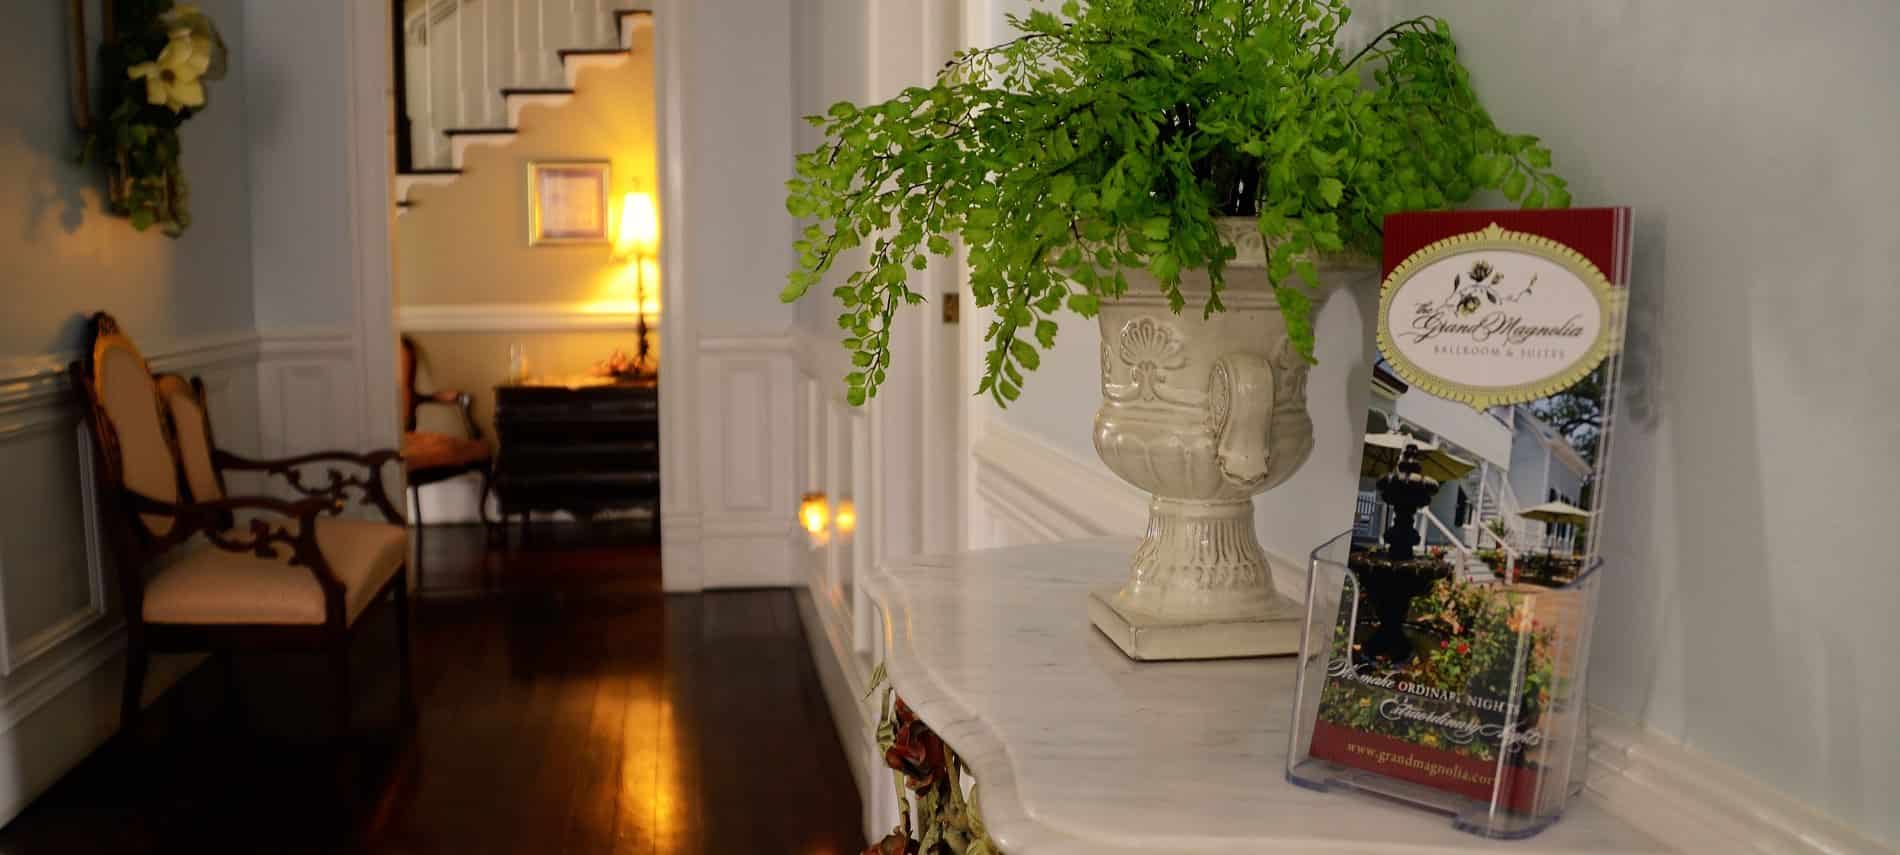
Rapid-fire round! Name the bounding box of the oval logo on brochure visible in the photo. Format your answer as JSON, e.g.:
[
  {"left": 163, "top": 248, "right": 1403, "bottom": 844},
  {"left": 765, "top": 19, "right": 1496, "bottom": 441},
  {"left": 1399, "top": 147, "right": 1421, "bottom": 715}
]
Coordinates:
[{"left": 1377, "top": 223, "right": 1619, "bottom": 411}]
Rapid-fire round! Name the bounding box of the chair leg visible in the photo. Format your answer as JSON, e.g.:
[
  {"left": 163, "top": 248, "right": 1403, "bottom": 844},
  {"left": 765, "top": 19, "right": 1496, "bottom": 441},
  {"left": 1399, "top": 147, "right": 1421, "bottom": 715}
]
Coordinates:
[
  {"left": 411, "top": 483, "right": 426, "bottom": 590},
  {"left": 331, "top": 641, "right": 352, "bottom": 745},
  {"left": 120, "top": 637, "right": 148, "bottom": 742},
  {"left": 393, "top": 576, "right": 417, "bottom": 726},
  {"left": 330, "top": 636, "right": 355, "bottom": 833},
  {"left": 477, "top": 465, "right": 496, "bottom": 530},
  {"left": 216, "top": 650, "right": 243, "bottom": 728}
]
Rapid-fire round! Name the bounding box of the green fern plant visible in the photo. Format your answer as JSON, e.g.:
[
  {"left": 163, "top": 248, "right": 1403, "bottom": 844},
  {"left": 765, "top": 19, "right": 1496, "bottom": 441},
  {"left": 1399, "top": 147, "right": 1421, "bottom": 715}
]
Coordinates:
[{"left": 783, "top": 0, "right": 1565, "bottom": 406}]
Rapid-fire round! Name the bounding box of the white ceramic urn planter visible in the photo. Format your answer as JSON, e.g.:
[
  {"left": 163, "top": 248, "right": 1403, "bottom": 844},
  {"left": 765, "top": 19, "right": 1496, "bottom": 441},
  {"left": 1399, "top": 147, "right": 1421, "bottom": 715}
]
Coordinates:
[{"left": 1088, "top": 218, "right": 1377, "bottom": 661}]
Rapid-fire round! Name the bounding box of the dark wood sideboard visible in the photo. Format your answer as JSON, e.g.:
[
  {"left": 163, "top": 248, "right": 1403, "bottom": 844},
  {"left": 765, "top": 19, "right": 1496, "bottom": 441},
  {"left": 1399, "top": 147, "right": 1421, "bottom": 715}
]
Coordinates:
[{"left": 493, "top": 380, "right": 659, "bottom": 536}]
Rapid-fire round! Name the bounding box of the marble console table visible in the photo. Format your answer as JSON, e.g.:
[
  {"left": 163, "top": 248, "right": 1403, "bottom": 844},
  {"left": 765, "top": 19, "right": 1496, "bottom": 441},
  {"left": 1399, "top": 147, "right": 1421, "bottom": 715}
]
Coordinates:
[{"left": 865, "top": 538, "right": 1674, "bottom": 854}]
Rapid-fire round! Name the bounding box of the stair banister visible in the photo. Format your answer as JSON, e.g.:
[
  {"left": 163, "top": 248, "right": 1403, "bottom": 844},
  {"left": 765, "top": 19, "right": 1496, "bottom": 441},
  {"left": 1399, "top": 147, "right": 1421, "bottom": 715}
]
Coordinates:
[
  {"left": 423, "top": 3, "right": 436, "bottom": 164},
  {"left": 392, "top": 1, "right": 413, "bottom": 172}
]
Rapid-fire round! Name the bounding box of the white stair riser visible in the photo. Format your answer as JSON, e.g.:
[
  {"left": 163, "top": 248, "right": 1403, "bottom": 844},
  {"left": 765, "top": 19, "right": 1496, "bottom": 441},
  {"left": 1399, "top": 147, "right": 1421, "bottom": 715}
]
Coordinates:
[
  {"left": 395, "top": 172, "right": 458, "bottom": 203},
  {"left": 563, "top": 52, "right": 632, "bottom": 88},
  {"left": 618, "top": 13, "right": 650, "bottom": 50},
  {"left": 449, "top": 133, "right": 517, "bottom": 170},
  {"left": 506, "top": 93, "right": 575, "bottom": 127}
]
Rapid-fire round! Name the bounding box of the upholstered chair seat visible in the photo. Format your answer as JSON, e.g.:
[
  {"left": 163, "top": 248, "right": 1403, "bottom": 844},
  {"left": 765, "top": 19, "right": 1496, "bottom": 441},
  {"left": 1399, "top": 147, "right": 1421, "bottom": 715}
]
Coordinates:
[
  {"left": 400, "top": 431, "right": 490, "bottom": 473},
  {"left": 144, "top": 518, "right": 407, "bottom": 626}
]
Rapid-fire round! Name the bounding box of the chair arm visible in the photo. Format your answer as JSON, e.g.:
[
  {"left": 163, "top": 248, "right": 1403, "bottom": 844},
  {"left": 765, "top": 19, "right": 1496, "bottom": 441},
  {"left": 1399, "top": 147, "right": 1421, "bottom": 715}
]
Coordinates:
[
  {"left": 214, "top": 449, "right": 405, "bottom": 524},
  {"left": 121, "top": 491, "right": 347, "bottom": 598},
  {"left": 416, "top": 390, "right": 482, "bottom": 440}
]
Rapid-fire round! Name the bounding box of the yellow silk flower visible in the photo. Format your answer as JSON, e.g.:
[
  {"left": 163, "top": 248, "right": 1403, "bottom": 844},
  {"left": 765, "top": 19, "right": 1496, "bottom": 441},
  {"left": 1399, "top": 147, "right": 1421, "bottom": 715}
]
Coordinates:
[{"left": 127, "top": 30, "right": 212, "bottom": 112}]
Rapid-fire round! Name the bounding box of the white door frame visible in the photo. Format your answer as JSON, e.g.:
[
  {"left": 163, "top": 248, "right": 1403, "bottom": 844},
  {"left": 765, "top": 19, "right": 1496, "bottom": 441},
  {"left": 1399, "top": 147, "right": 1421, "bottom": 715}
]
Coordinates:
[
  {"left": 650, "top": 2, "right": 701, "bottom": 591},
  {"left": 342, "top": 1, "right": 700, "bottom": 591},
  {"left": 343, "top": 0, "right": 400, "bottom": 456}
]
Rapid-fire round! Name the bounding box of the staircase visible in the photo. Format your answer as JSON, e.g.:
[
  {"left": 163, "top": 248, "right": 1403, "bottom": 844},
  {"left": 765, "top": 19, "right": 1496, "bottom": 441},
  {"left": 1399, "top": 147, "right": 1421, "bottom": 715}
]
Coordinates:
[{"left": 393, "top": 0, "right": 652, "bottom": 206}]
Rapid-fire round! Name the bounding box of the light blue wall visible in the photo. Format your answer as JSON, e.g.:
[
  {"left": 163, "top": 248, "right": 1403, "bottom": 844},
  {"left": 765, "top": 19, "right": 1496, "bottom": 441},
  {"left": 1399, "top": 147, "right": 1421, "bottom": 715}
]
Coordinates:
[
  {"left": 0, "top": 0, "right": 255, "bottom": 357},
  {"left": 1344, "top": 4, "right": 1900, "bottom": 839},
  {"left": 681, "top": 0, "right": 799, "bottom": 339}
]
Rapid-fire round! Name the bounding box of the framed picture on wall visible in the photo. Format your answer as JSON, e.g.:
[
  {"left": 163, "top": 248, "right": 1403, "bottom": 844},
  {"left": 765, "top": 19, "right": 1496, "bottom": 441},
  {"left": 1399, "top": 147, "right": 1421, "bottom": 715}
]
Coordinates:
[{"left": 527, "top": 160, "right": 612, "bottom": 245}]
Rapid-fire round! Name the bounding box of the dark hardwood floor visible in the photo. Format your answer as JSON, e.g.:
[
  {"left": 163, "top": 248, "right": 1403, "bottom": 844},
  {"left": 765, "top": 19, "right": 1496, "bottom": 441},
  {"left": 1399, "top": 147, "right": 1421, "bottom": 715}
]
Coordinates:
[{"left": 0, "top": 522, "right": 863, "bottom": 854}]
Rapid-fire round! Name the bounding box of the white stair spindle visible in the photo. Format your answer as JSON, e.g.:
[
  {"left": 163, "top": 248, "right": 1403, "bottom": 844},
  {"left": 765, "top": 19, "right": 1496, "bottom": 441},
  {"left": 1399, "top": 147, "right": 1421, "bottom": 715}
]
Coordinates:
[
  {"left": 538, "top": 0, "right": 549, "bottom": 86},
  {"left": 455, "top": 0, "right": 467, "bottom": 129},
  {"left": 424, "top": 3, "right": 437, "bottom": 165},
  {"left": 482, "top": 0, "right": 493, "bottom": 125}
]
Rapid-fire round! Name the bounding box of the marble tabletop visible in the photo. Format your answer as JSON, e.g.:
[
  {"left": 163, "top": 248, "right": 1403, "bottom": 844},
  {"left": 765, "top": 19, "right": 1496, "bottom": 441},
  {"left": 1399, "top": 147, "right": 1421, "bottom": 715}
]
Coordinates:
[{"left": 865, "top": 538, "right": 1675, "bottom": 855}]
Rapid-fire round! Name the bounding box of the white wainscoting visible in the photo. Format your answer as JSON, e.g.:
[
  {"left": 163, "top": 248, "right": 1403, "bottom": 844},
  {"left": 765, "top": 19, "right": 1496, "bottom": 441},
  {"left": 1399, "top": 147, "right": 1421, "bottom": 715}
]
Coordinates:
[
  {"left": 691, "top": 336, "right": 801, "bottom": 590},
  {"left": 0, "top": 326, "right": 352, "bottom": 827},
  {"left": 789, "top": 337, "right": 885, "bottom": 842},
  {"left": 254, "top": 328, "right": 367, "bottom": 459},
  {"left": 966, "top": 419, "right": 1892, "bottom": 855}
]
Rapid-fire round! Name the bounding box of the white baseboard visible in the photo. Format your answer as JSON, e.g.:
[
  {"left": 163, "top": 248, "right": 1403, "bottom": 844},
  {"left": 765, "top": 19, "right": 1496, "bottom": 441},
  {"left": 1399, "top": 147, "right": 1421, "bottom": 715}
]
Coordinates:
[
  {"left": 1586, "top": 706, "right": 1893, "bottom": 854},
  {"left": 700, "top": 528, "right": 799, "bottom": 589},
  {"left": 660, "top": 512, "right": 704, "bottom": 592},
  {"left": 408, "top": 473, "right": 491, "bottom": 525},
  {"left": 0, "top": 640, "right": 198, "bottom": 828},
  {"left": 969, "top": 420, "right": 1893, "bottom": 854},
  {"left": 794, "top": 588, "right": 879, "bottom": 841}
]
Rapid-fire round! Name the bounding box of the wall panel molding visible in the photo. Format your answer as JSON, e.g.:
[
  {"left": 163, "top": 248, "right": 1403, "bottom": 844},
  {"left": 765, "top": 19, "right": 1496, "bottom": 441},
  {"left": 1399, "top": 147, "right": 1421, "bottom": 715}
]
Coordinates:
[
  {"left": 970, "top": 420, "right": 1145, "bottom": 543},
  {"left": 688, "top": 335, "right": 799, "bottom": 590},
  {"left": 0, "top": 325, "right": 347, "bottom": 828},
  {"left": 252, "top": 327, "right": 363, "bottom": 459},
  {"left": 0, "top": 421, "right": 108, "bottom": 678}
]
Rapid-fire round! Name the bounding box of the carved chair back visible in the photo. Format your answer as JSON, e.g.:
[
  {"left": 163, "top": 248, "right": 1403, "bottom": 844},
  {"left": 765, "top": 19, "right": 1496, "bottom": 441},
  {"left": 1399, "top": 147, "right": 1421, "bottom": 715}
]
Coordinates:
[
  {"left": 74, "top": 315, "right": 182, "bottom": 554},
  {"left": 155, "top": 374, "right": 227, "bottom": 503},
  {"left": 71, "top": 314, "right": 200, "bottom": 620},
  {"left": 399, "top": 335, "right": 421, "bottom": 433}
]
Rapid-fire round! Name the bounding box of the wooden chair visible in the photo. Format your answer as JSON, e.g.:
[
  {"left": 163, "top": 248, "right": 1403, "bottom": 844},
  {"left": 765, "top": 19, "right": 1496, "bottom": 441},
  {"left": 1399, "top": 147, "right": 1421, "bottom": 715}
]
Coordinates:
[
  {"left": 398, "top": 336, "right": 494, "bottom": 529},
  {"left": 70, "top": 313, "right": 414, "bottom": 751}
]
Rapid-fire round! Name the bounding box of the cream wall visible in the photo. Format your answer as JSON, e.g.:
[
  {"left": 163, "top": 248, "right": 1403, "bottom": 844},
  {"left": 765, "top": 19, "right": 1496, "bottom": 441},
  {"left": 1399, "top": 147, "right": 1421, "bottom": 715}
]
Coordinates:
[
  {"left": 396, "top": 23, "right": 656, "bottom": 433},
  {"left": 406, "top": 330, "right": 658, "bottom": 439},
  {"left": 398, "top": 29, "right": 657, "bottom": 310}
]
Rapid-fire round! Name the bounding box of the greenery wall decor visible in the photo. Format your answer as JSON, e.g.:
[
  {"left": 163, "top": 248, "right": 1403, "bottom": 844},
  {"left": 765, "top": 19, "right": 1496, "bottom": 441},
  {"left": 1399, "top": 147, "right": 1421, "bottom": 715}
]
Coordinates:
[
  {"left": 76, "top": 0, "right": 228, "bottom": 236},
  {"left": 783, "top": 0, "right": 1566, "bottom": 406}
]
